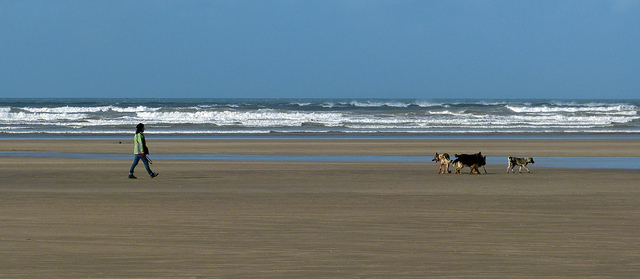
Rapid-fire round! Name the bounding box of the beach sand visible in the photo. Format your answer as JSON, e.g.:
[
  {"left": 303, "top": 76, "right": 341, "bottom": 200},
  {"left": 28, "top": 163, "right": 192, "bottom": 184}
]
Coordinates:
[{"left": 1, "top": 139, "right": 639, "bottom": 278}]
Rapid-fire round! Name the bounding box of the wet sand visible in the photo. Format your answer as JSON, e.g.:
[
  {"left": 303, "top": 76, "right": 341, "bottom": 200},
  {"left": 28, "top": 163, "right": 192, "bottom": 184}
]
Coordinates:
[{"left": 1, "top": 139, "right": 639, "bottom": 277}]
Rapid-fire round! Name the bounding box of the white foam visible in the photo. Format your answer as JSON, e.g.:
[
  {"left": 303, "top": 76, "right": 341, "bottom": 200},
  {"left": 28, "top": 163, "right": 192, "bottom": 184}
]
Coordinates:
[
  {"left": 349, "top": 100, "right": 410, "bottom": 108},
  {"left": 20, "top": 105, "right": 161, "bottom": 113},
  {"left": 21, "top": 106, "right": 108, "bottom": 113},
  {"left": 110, "top": 106, "right": 161, "bottom": 113},
  {"left": 0, "top": 111, "right": 88, "bottom": 123},
  {"left": 134, "top": 110, "right": 346, "bottom": 127},
  {"left": 1, "top": 100, "right": 639, "bottom": 135},
  {"left": 506, "top": 104, "right": 638, "bottom": 115}
]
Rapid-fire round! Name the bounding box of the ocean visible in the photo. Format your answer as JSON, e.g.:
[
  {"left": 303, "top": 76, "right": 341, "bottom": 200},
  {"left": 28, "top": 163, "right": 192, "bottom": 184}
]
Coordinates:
[{"left": 1, "top": 98, "right": 639, "bottom": 138}]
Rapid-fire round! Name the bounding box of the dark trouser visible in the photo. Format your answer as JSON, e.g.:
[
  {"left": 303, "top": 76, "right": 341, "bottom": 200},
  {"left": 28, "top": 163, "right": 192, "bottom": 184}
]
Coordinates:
[{"left": 129, "top": 154, "right": 152, "bottom": 175}]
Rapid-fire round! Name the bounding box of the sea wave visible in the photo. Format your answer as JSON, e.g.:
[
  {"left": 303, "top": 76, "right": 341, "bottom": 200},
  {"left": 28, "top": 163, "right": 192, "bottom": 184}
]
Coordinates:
[
  {"left": 506, "top": 104, "right": 638, "bottom": 115},
  {"left": 1, "top": 98, "right": 639, "bottom": 136},
  {"left": 135, "top": 110, "right": 345, "bottom": 127},
  {"left": 18, "top": 105, "right": 160, "bottom": 114}
]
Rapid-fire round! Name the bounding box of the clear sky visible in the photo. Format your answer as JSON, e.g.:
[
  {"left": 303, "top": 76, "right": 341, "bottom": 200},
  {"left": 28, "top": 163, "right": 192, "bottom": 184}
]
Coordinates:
[{"left": 2, "top": 0, "right": 639, "bottom": 99}]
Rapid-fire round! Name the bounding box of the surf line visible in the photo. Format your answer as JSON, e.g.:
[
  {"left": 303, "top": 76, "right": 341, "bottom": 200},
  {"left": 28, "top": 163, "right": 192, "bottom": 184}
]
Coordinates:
[{"left": 0, "top": 151, "right": 639, "bottom": 169}]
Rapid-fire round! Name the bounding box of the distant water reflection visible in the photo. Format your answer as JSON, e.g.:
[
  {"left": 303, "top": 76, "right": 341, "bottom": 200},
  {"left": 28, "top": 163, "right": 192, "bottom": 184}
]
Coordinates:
[{"left": 1, "top": 152, "right": 638, "bottom": 169}]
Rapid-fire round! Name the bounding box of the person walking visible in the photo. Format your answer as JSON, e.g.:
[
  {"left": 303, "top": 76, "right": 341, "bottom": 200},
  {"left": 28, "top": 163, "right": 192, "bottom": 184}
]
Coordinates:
[{"left": 129, "top": 123, "right": 158, "bottom": 179}]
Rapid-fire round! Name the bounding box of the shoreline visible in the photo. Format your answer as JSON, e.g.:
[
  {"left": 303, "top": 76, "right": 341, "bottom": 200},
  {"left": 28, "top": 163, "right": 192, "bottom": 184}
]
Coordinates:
[
  {"left": 2, "top": 138, "right": 640, "bottom": 157},
  {"left": 2, "top": 152, "right": 640, "bottom": 170},
  {"left": 3, "top": 138, "right": 639, "bottom": 171},
  {"left": 3, "top": 133, "right": 640, "bottom": 140}
]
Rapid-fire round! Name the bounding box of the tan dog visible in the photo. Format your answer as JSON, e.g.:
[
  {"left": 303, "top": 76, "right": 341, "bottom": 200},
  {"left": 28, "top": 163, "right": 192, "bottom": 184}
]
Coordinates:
[{"left": 432, "top": 153, "right": 452, "bottom": 174}]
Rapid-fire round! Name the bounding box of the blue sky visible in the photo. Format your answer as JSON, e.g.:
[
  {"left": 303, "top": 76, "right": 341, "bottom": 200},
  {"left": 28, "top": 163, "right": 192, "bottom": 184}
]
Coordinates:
[{"left": 2, "top": 0, "right": 639, "bottom": 99}]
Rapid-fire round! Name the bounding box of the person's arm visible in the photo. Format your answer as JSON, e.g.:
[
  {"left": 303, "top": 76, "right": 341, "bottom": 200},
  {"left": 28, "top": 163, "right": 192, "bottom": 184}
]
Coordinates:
[{"left": 141, "top": 134, "right": 149, "bottom": 155}]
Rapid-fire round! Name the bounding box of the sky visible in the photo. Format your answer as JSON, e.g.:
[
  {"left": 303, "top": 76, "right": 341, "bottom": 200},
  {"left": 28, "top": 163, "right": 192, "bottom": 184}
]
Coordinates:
[{"left": 1, "top": 0, "right": 639, "bottom": 99}]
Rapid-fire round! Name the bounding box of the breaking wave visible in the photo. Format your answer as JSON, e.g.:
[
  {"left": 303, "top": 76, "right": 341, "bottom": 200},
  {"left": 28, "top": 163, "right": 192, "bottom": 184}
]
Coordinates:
[{"left": 0, "top": 98, "right": 638, "bottom": 136}]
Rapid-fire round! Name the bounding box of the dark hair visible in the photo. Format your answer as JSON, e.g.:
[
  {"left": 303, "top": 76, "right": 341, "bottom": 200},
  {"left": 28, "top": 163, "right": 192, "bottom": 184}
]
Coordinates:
[{"left": 136, "top": 123, "right": 145, "bottom": 134}]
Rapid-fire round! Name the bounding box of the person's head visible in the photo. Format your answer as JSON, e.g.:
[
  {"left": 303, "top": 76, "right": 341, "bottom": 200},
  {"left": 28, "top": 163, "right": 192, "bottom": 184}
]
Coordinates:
[{"left": 136, "top": 123, "right": 145, "bottom": 134}]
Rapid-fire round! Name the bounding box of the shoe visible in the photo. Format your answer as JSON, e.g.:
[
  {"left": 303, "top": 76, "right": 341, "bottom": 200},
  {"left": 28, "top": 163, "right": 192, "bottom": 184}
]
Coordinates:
[
  {"left": 150, "top": 172, "right": 159, "bottom": 178},
  {"left": 128, "top": 174, "right": 137, "bottom": 179}
]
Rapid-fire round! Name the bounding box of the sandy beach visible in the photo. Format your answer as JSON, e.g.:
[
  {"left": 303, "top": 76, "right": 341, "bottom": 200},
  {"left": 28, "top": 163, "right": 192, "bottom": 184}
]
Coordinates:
[{"left": 1, "top": 139, "right": 639, "bottom": 278}]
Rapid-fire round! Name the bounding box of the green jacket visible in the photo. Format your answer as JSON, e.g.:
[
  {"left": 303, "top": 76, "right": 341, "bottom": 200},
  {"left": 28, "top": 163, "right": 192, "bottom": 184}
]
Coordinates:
[{"left": 133, "top": 132, "right": 149, "bottom": 155}]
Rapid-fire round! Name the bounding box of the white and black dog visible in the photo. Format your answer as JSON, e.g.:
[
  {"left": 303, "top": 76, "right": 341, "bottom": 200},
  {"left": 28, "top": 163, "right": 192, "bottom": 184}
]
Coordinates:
[{"left": 507, "top": 157, "right": 535, "bottom": 173}]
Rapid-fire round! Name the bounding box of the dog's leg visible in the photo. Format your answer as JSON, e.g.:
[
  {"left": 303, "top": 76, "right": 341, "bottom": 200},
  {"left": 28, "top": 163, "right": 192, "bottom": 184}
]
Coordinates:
[{"left": 523, "top": 164, "right": 531, "bottom": 173}]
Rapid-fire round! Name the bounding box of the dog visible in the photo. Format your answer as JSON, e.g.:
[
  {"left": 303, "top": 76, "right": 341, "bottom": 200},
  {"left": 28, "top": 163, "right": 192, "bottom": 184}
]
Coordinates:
[
  {"left": 432, "top": 153, "right": 452, "bottom": 174},
  {"left": 452, "top": 152, "right": 487, "bottom": 174},
  {"left": 507, "top": 157, "right": 535, "bottom": 173}
]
